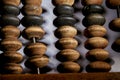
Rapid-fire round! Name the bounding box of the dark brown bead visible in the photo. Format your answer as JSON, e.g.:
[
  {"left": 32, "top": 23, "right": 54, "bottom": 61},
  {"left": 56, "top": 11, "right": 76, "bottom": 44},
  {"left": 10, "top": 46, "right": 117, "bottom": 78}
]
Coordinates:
[
  {"left": 106, "top": 0, "right": 120, "bottom": 9},
  {"left": 112, "top": 38, "right": 120, "bottom": 52},
  {"left": 81, "top": 0, "right": 103, "bottom": 6},
  {"left": 2, "top": 0, "right": 21, "bottom": 6},
  {"left": 21, "top": 0, "right": 42, "bottom": 6}
]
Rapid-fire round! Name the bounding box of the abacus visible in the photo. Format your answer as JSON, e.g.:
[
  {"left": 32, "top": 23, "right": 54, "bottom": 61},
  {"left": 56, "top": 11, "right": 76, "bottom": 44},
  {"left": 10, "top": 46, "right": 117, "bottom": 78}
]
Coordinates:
[{"left": 0, "top": 0, "right": 120, "bottom": 80}]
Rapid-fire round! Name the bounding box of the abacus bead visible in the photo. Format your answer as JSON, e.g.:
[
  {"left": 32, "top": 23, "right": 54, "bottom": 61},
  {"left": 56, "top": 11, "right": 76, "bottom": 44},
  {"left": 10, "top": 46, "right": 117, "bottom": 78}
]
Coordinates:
[
  {"left": 112, "top": 38, "right": 120, "bottom": 52},
  {"left": 1, "top": 51, "right": 23, "bottom": 63},
  {"left": 53, "top": 5, "right": 74, "bottom": 16},
  {"left": 85, "top": 37, "right": 108, "bottom": 50},
  {"left": 106, "top": 0, "right": 120, "bottom": 9},
  {"left": 55, "top": 38, "right": 78, "bottom": 50},
  {"left": 0, "top": 15, "right": 20, "bottom": 27},
  {"left": 0, "top": 37, "right": 22, "bottom": 51},
  {"left": 56, "top": 49, "right": 80, "bottom": 62},
  {"left": 82, "top": 14, "right": 106, "bottom": 27},
  {"left": 2, "top": 0, "right": 21, "bottom": 6},
  {"left": 25, "top": 55, "right": 49, "bottom": 69},
  {"left": 0, "top": 26, "right": 20, "bottom": 38},
  {"left": 21, "top": 4, "right": 42, "bottom": 16},
  {"left": 52, "top": 0, "right": 75, "bottom": 6},
  {"left": 24, "top": 43, "right": 47, "bottom": 57},
  {"left": 22, "top": 26, "right": 45, "bottom": 40},
  {"left": 86, "top": 49, "right": 109, "bottom": 61},
  {"left": 21, "top": 15, "right": 43, "bottom": 27},
  {"left": 2, "top": 5, "right": 20, "bottom": 16},
  {"left": 109, "top": 18, "right": 120, "bottom": 32},
  {"left": 86, "top": 61, "right": 111, "bottom": 72},
  {"left": 54, "top": 16, "right": 76, "bottom": 27},
  {"left": 55, "top": 25, "right": 77, "bottom": 38},
  {"left": 57, "top": 61, "right": 81, "bottom": 73},
  {"left": 81, "top": 0, "right": 103, "bottom": 6},
  {"left": 82, "top": 5, "right": 104, "bottom": 16},
  {"left": 2, "top": 63, "right": 23, "bottom": 74},
  {"left": 84, "top": 25, "right": 107, "bottom": 38},
  {"left": 21, "top": 0, "right": 42, "bottom": 6}
]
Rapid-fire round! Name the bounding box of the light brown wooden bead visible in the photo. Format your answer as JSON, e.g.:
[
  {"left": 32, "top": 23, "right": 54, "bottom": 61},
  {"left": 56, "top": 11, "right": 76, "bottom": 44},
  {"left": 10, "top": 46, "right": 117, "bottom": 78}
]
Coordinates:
[
  {"left": 25, "top": 55, "right": 49, "bottom": 69},
  {"left": 56, "top": 49, "right": 80, "bottom": 62},
  {"left": 57, "top": 61, "right": 81, "bottom": 73},
  {"left": 106, "top": 0, "right": 120, "bottom": 8},
  {"left": 86, "top": 61, "right": 111, "bottom": 72},
  {"left": 81, "top": 0, "right": 103, "bottom": 6},
  {"left": 56, "top": 38, "right": 78, "bottom": 50},
  {"left": 23, "top": 0, "right": 42, "bottom": 5},
  {"left": 85, "top": 37, "right": 108, "bottom": 50},
  {"left": 0, "top": 37, "right": 22, "bottom": 51},
  {"left": 0, "top": 26, "right": 20, "bottom": 38},
  {"left": 55, "top": 26, "right": 77, "bottom": 38},
  {"left": 2, "top": 0, "right": 21, "bottom": 6},
  {"left": 1, "top": 51, "right": 23, "bottom": 63},
  {"left": 24, "top": 43, "right": 47, "bottom": 57},
  {"left": 84, "top": 25, "right": 107, "bottom": 38},
  {"left": 53, "top": 0, "right": 75, "bottom": 6},
  {"left": 22, "top": 26, "right": 45, "bottom": 40},
  {"left": 86, "top": 49, "right": 109, "bottom": 61},
  {"left": 2, "top": 63, "right": 23, "bottom": 74},
  {"left": 22, "top": 4, "right": 42, "bottom": 16}
]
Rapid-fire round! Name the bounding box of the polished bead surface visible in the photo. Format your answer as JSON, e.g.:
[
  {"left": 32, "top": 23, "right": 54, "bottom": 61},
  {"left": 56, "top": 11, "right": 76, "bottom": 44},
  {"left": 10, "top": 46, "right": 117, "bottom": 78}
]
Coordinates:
[
  {"left": 81, "top": 0, "right": 103, "bottom": 6},
  {"left": 21, "top": 0, "right": 42, "bottom": 6},
  {"left": 2, "top": 0, "right": 21, "bottom": 6},
  {"left": 54, "top": 16, "right": 76, "bottom": 27},
  {"left": 82, "top": 5, "right": 104, "bottom": 16},
  {"left": 53, "top": 4, "right": 74, "bottom": 16},
  {"left": 57, "top": 61, "right": 81, "bottom": 73},
  {"left": 112, "top": 38, "right": 120, "bottom": 52},
  {"left": 82, "top": 14, "right": 106, "bottom": 27},
  {"left": 106, "top": 0, "right": 120, "bottom": 9},
  {"left": 21, "top": 15, "right": 43, "bottom": 27}
]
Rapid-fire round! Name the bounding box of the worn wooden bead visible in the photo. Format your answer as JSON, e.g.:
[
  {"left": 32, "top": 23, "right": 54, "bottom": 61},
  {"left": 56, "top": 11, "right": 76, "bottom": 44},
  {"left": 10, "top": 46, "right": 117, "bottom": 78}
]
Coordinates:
[
  {"left": 2, "top": 0, "right": 21, "bottom": 6},
  {"left": 109, "top": 18, "right": 120, "bottom": 32},
  {"left": 25, "top": 55, "right": 49, "bottom": 69},
  {"left": 24, "top": 43, "right": 47, "bottom": 57},
  {"left": 52, "top": 0, "right": 75, "bottom": 6},
  {"left": 112, "top": 38, "right": 120, "bottom": 52},
  {"left": 53, "top": 4, "right": 74, "bottom": 16},
  {"left": 0, "top": 26, "right": 20, "bottom": 38},
  {"left": 82, "top": 5, "right": 104, "bottom": 16},
  {"left": 57, "top": 61, "right": 81, "bottom": 73},
  {"left": 22, "top": 0, "right": 42, "bottom": 6},
  {"left": 86, "top": 49, "right": 109, "bottom": 61},
  {"left": 82, "top": 14, "right": 106, "bottom": 27},
  {"left": 56, "top": 49, "right": 80, "bottom": 62},
  {"left": 55, "top": 38, "right": 78, "bottom": 50},
  {"left": 54, "top": 16, "right": 76, "bottom": 27},
  {"left": 0, "top": 37, "right": 22, "bottom": 51},
  {"left": 22, "top": 26, "right": 45, "bottom": 40},
  {"left": 84, "top": 25, "right": 107, "bottom": 38},
  {"left": 21, "top": 15, "right": 43, "bottom": 27},
  {"left": 106, "top": 0, "right": 120, "bottom": 9},
  {"left": 21, "top": 4, "right": 42, "bottom": 16},
  {"left": 0, "top": 15, "right": 20, "bottom": 27},
  {"left": 2, "top": 5, "right": 20, "bottom": 16},
  {"left": 85, "top": 37, "right": 108, "bottom": 50},
  {"left": 81, "top": 0, "right": 103, "bottom": 6},
  {"left": 86, "top": 61, "right": 111, "bottom": 72},
  {"left": 2, "top": 63, "right": 23, "bottom": 74},
  {"left": 1, "top": 51, "right": 23, "bottom": 63},
  {"left": 55, "top": 26, "right": 77, "bottom": 38}
]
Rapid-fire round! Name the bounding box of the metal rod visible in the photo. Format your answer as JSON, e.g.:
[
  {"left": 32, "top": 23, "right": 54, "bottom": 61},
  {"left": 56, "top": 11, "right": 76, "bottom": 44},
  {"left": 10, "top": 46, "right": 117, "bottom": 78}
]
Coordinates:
[
  {"left": 117, "top": 6, "right": 120, "bottom": 18},
  {"left": 37, "top": 68, "right": 40, "bottom": 74},
  {"left": 33, "top": 37, "right": 36, "bottom": 43}
]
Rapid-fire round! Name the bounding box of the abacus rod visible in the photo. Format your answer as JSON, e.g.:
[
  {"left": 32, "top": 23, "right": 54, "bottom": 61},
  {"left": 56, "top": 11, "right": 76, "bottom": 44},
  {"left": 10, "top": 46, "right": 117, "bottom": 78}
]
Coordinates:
[
  {"left": 117, "top": 6, "right": 120, "bottom": 18},
  {"left": 32, "top": 37, "right": 36, "bottom": 43},
  {"left": 37, "top": 68, "right": 40, "bottom": 74}
]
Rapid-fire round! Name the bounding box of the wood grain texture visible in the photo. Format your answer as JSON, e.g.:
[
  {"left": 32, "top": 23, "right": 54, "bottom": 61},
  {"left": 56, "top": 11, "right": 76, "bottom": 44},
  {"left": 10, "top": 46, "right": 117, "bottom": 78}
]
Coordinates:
[{"left": 0, "top": 73, "right": 120, "bottom": 80}]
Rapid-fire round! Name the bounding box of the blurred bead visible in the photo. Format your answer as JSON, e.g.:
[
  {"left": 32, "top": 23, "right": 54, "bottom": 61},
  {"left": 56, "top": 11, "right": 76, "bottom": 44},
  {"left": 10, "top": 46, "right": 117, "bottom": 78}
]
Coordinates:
[
  {"left": 55, "top": 38, "right": 78, "bottom": 50},
  {"left": 86, "top": 61, "right": 111, "bottom": 72},
  {"left": 21, "top": 15, "right": 43, "bottom": 27},
  {"left": 106, "top": 0, "right": 120, "bottom": 9},
  {"left": 53, "top": 4, "right": 74, "bottom": 16},
  {"left": 21, "top": 4, "right": 42, "bottom": 16},
  {"left": 82, "top": 5, "right": 104, "bottom": 16},
  {"left": 22, "top": 26, "right": 45, "bottom": 40},
  {"left": 54, "top": 16, "right": 76, "bottom": 27},
  {"left": 82, "top": 14, "right": 106, "bottom": 27},
  {"left": 57, "top": 61, "right": 81, "bottom": 73},
  {"left": 112, "top": 38, "right": 120, "bottom": 52},
  {"left": 2, "top": 0, "right": 21, "bottom": 6},
  {"left": 56, "top": 49, "right": 80, "bottom": 62},
  {"left": 55, "top": 25, "right": 77, "bottom": 38},
  {"left": 109, "top": 18, "right": 120, "bottom": 32},
  {"left": 86, "top": 49, "right": 109, "bottom": 61},
  {"left": 21, "top": 0, "right": 42, "bottom": 6},
  {"left": 81, "top": 0, "right": 103, "bottom": 6},
  {"left": 24, "top": 43, "right": 47, "bottom": 57},
  {"left": 85, "top": 37, "right": 108, "bottom": 50},
  {"left": 84, "top": 25, "right": 107, "bottom": 38}
]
